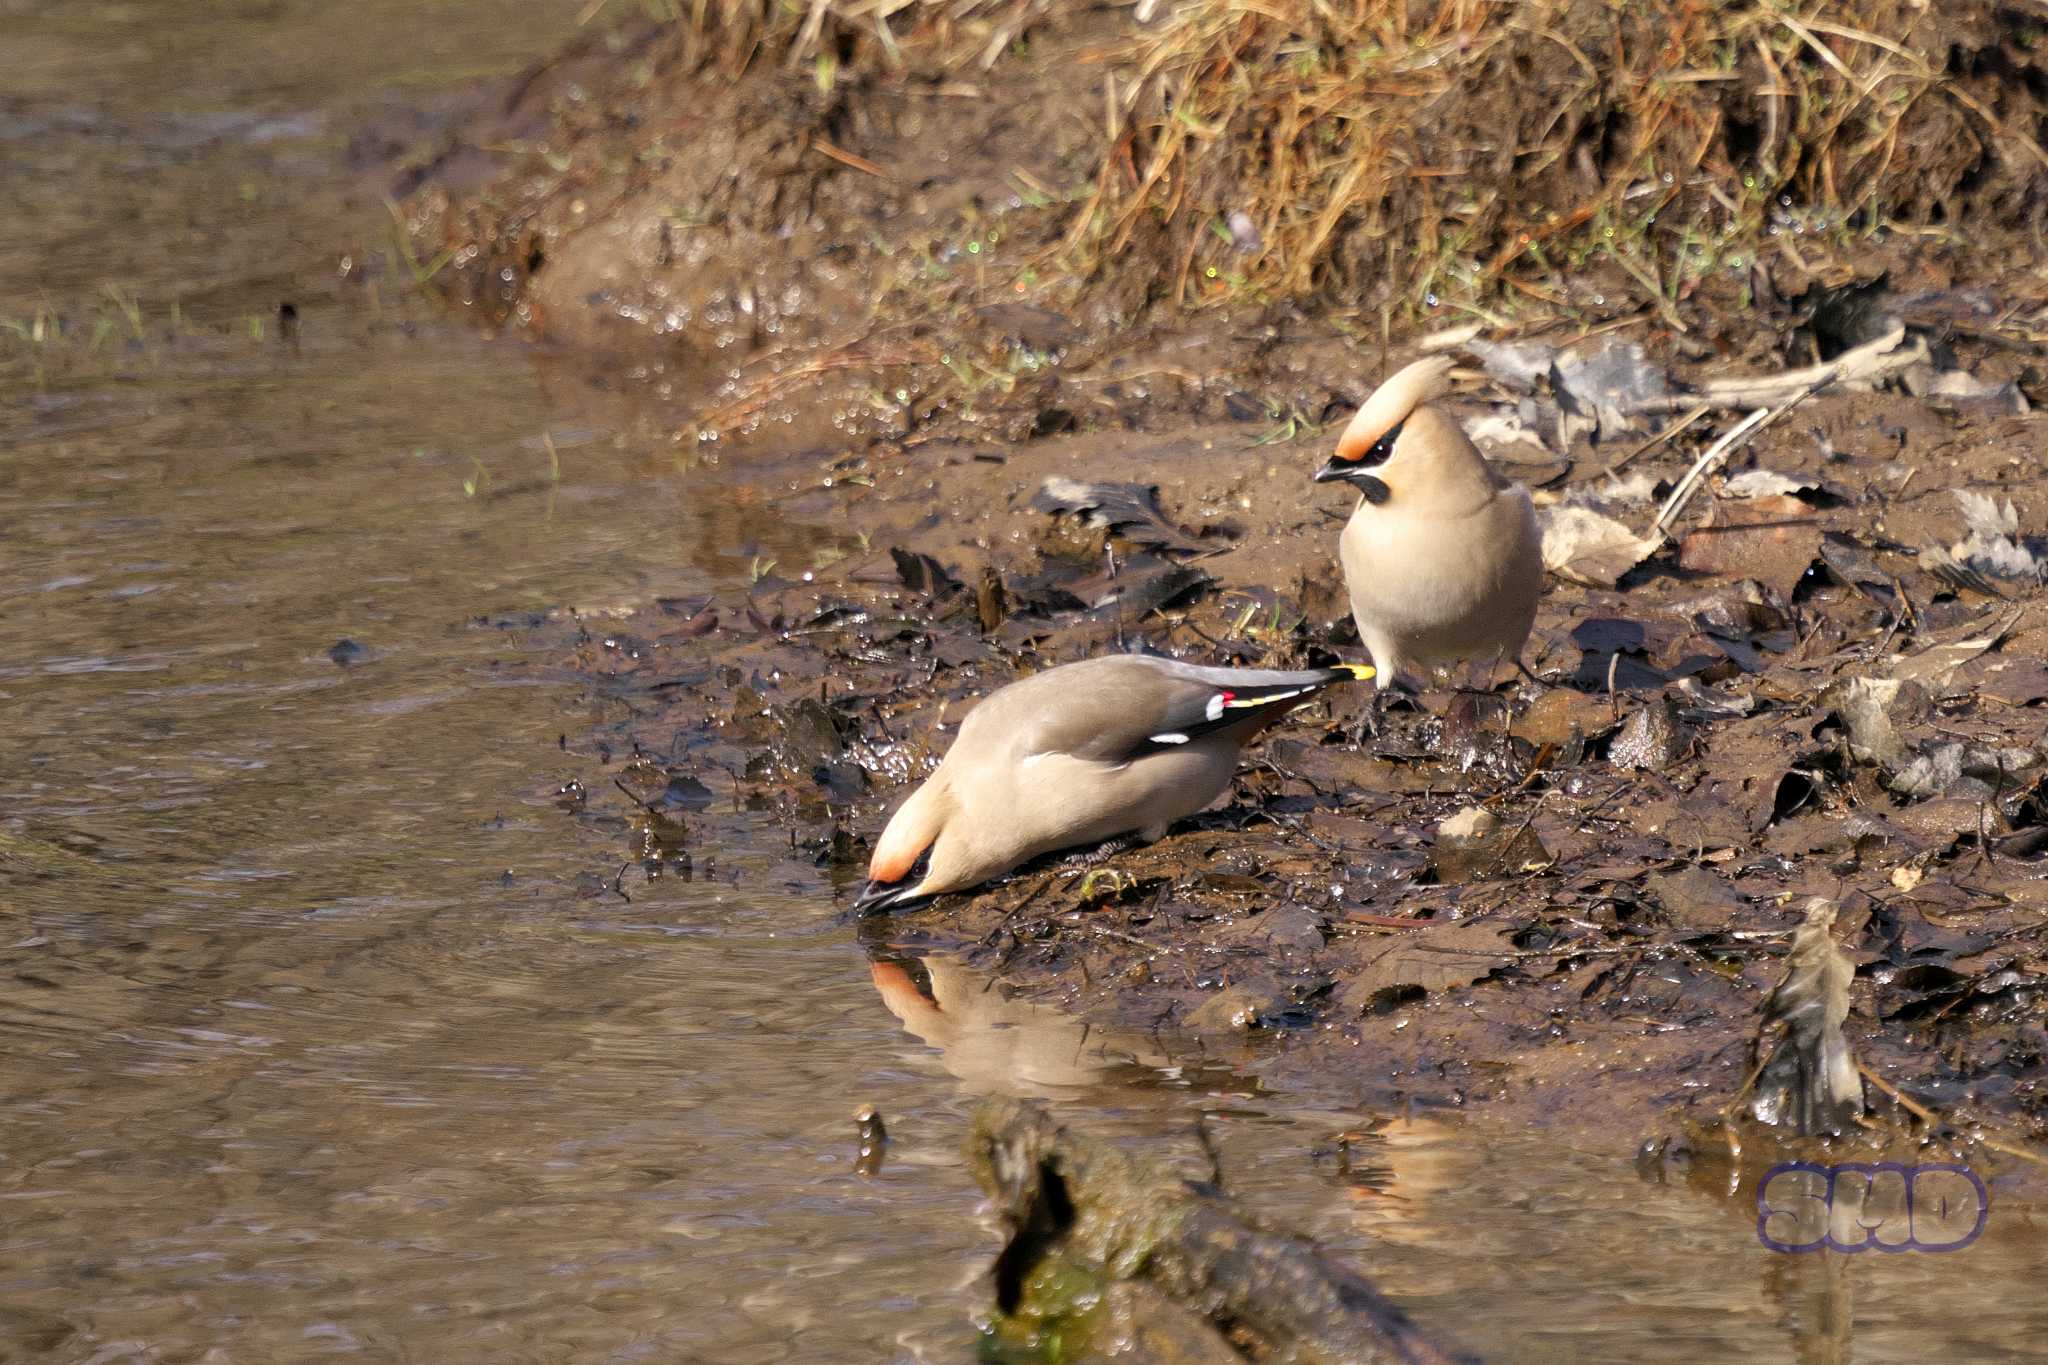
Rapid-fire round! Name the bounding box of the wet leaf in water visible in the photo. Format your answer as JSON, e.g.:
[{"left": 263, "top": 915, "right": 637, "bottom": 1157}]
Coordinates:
[
  {"left": 1427, "top": 806, "right": 1551, "bottom": 884},
  {"left": 974, "top": 566, "right": 1008, "bottom": 633},
  {"left": 1071, "top": 556, "right": 1213, "bottom": 620},
  {"left": 890, "top": 546, "right": 963, "bottom": 597},
  {"left": 1645, "top": 864, "right": 1747, "bottom": 932},
  {"left": 1511, "top": 687, "right": 1617, "bottom": 748},
  {"left": 1028, "top": 477, "right": 1210, "bottom": 554},
  {"left": 1186, "top": 983, "right": 1287, "bottom": 1032},
  {"left": 657, "top": 774, "right": 715, "bottom": 809}
]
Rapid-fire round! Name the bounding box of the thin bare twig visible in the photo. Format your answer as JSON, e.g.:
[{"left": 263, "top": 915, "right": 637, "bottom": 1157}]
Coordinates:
[{"left": 1606, "top": 403, "right": 1710, "bottom": 477}]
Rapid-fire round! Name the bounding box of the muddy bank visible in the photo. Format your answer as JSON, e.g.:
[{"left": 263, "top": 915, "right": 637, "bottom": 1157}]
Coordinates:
[
  {"left": 377, "top": 0, "right": 2048, "bottom": 1158},
  {"left": 531, "top": 296, "right": 2048, "bottom": 1159},
  {"left": 386, "top": 0, "right": 2048, "bottom": 453}
]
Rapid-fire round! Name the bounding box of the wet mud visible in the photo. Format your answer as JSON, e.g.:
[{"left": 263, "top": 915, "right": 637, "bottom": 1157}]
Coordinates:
[
  {"left": 15, "top": 0, "right": 2048, "bottom": 1358},
  {"left": 377, "top": 0, "right": 2048, "bottom": 1348},
  {"left": 547, "top": 324, "right": 2048, "bottom": 1162}
]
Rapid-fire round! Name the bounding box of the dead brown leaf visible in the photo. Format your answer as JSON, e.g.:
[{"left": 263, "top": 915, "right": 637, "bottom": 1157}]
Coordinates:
[
  {"left": 1677, "top": 494, "right": 1821, "bottom": 600},
  {"left": 1336, "top": 918, "right": 1517, "bottom": 1011},
  {"left": 1540, "top": 506, "right": 1659, "bottom": 588}
]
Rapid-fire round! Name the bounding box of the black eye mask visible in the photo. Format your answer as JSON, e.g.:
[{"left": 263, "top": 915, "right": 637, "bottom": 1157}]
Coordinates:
[
  {"left": 1357, "top": 418, "right": 1404, "bottom": 468},
  {"left": 854, "top": 844, "right": 936, "bottom": 913},
  {"left": 1310, "top": 417, "right": 1400, "bottom": 504}
]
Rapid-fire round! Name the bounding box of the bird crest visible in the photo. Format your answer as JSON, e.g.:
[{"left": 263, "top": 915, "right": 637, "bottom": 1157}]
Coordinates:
[{"left": 1334, "top": 354, "right": 1455, "bottom": 463}]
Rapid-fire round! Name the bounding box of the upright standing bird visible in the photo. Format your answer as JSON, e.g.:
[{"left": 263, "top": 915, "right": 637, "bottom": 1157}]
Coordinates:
[
  {"left": 1312, "top": 355, "right": 1542, "bottom": 689},
  {"left": 856, "top": 654, "right": 1372, "bottom": 909}
]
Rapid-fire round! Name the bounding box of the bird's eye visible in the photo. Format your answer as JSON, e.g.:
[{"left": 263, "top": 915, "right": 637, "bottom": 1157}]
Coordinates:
[
  {"left": 908, "top": 846, "right": 933, "bottom": 880},
  {"left": 1361, "top": 418, "right": 1405, "bottom": 467}
]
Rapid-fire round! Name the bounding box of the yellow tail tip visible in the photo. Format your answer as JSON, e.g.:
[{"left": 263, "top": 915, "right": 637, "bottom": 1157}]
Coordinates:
[{"left": 1337, "top": 663, "right": 1377, "bottom": 681}]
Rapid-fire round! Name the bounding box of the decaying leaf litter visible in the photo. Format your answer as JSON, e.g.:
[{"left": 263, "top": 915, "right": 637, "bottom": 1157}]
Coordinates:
[{"left": 385, "top": 0, "right": 2048, "bottom": 1295}]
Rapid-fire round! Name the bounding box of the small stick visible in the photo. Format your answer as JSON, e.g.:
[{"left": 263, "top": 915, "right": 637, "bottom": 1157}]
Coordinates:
[
  {"left": 1856, "top": 1064, "right": 1936, "bottom": 1124},
  {"left": 810, "top": 139, "right": 892, "bottom": 179},
  {"left": 1648, "top": 371, "right": 1831, "bottom": 546},
  {"left": 1650, "top": 404, "right": 1773, "bottom": 540},
  {"left": 1629, "top": 325, "right": 1922, "bottom": 414},
  {"left": 1606, "top": 402, "right": 1710, "bottom": 477},
  {"left": 1855, "top": 1064, "right": 2048, "bottom": 1168},
  {"left": 1339, "top": 911, "right": 1435, "bottom": 930},
  {"left": 1478, "top": 791, "right": 1553, "bottom": 876},
  {"left": 1416, "top": 321, "right": 1484, "bottom": 353}
]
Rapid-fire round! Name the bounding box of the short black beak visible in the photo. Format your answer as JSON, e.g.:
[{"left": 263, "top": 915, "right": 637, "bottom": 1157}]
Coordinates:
[
  {"left": 1312, "top": 460, "right": 1389, "bottom": 504},
  {"left": 855, "top": 879, "right": 927, "bottom": 913}
]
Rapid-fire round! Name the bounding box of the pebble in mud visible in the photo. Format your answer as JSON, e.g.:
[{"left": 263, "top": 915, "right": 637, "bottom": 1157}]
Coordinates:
[{"left": 326, "top": 637, "right": 370, "bottom": 667}]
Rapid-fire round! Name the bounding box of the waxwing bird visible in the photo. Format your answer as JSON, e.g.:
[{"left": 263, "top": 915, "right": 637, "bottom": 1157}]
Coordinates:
[
  {"left": 1312, "top": 355, "right": 1542, "bottom": 689},
  {"left": 855, "top": 654, "right": 1372, "bottom": 910}
]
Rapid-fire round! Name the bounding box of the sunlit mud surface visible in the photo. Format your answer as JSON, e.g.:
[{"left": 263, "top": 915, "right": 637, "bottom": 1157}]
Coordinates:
[{"left": 3, "top": 3, "right": 2044, "bottom": 1362}]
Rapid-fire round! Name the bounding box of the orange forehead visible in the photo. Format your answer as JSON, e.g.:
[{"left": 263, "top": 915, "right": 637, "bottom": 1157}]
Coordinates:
[
  {"left": 868, "top": 840, "right": 921, "bottom": 883},
  {"left": 1334, "top": 355, "right": 1454, "bottom": 461}
]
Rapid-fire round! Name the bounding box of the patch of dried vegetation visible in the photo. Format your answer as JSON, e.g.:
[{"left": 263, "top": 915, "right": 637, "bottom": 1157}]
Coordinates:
[{"left": 404, "top": 0, "right": 2048, "bottom": 349}]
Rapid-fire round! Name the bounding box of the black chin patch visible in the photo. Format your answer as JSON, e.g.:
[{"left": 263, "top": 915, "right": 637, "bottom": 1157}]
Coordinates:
[{"left": 1355, "top": 473, "right": 1391, "bottom": 505}]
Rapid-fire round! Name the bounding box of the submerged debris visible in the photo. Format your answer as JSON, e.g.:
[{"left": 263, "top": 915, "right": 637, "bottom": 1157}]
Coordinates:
[
  {"left": 966, "top": 1097, "right": 1473, "bottom": 1364},
  {"left": 854, "top": 1104, "right": 888, "bottom": 1178}
]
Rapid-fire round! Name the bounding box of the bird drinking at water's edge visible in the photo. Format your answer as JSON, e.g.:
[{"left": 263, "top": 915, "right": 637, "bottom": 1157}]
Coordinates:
[{"left": 856, "top": 654, "right": 1372, "bottom": 909}]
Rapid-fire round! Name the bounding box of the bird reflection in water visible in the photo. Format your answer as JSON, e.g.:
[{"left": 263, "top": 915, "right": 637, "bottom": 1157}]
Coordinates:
[{"left": 867, "top": 952, "right": 1179, "bottom": 1099}]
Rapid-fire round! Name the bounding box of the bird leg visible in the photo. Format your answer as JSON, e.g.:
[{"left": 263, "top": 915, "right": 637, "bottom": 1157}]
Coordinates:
[
  {"left": 1349, "top": 685, "right": 1391, "bottom": 746},
  {"left": 1343, "top": 679, "right": 1409, "bottom": 749}
]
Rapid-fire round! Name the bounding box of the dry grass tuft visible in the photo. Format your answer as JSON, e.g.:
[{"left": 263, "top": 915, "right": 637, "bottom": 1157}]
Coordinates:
[
  {"left": 654, "top": 0, "right": 1064, "bottom": 73},
  {"left": 1062, "top": 0, "right": 2046, "bottom": 314},
  {"left": 643, "top": 0, "right": 2048, "bottom": 317},
  {"left": 411, "top": 0, "right": 2048, "bottom": 398}
]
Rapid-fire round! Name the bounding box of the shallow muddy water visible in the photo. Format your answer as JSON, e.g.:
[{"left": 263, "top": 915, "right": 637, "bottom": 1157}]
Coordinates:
[{"left": 3, "top": 4, "right": 2043, "bottom": 1362}]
